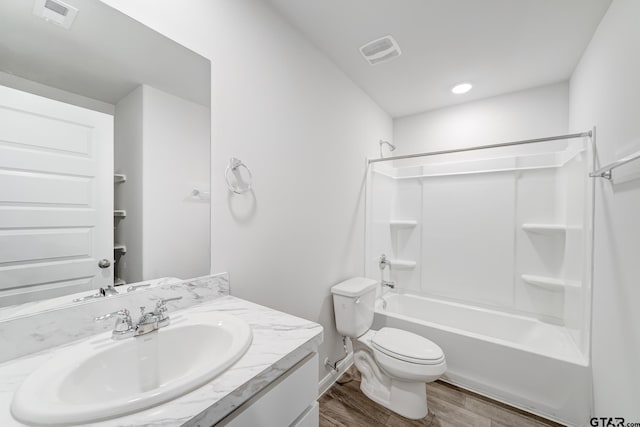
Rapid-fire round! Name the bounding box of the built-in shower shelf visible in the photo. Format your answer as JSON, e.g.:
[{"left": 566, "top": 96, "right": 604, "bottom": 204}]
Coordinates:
[
  {"left": 389, "top": 260, "right": 417, "bottom": 270},
  {"left": 390, "top": 219, "right": 418, "bottom": 228},
  {"left": 522, "top": 224, "right": 567, "bottom": 235},
  {"left": 114, "top": 243, "right": 127, "bottom": 254},
  {"left": 521, "top": 274, "right": 566, "bottom": 292},
  {"left": 114, "top": 209, "right": 126, "bottom": 218},
  {"left": 114, "top": 174, "right": 127, "bottom": 183}
]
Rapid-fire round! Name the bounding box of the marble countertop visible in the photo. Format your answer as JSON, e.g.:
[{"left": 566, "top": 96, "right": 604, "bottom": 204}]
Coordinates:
[
  {"left": 0, "top": 277, "right": 184, "bottom": 321},
  {"left": 0, "top": 296, "right": 323, "bottom": 427}
]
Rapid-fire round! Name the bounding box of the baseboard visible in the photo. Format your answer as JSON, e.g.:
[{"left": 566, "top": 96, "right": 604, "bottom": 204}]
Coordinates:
[{"left": 318, "top": 352, "right": 353, "bottom": 398}]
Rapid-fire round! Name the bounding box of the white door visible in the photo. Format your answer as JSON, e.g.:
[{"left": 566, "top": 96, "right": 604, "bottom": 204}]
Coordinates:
[{"left": 0, "top": 85, "right": 113, "bottom": 307}]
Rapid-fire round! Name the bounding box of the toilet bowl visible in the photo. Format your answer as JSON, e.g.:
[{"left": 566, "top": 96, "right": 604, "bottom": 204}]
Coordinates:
[
  {"left": 331, "top": 277, "right": 447, "bottom": 420},
  {"left": 354, "top": 328, "right": 446, "bottom": 419}
]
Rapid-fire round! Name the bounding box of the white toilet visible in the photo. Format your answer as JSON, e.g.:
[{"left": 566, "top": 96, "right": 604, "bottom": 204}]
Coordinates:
[{"left": 331, "top": 277, "right": 446, "bottom": 420}]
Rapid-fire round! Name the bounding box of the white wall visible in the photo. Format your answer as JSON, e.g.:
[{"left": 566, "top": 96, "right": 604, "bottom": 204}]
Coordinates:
[
  {"left": 101, "top": 0, "right": 393, "bottom": 380},
  {"left": 394, "top": 82, "right": 569, "bottom": 154},
  {"left": 569, "top": 0, "right": 640, "bottom": 418},
  {"left": 141, "top": 85, "right": 210, "bottom": 280},
  {"left": 115, "top": 85, "right": 210, "bottom": 283}
]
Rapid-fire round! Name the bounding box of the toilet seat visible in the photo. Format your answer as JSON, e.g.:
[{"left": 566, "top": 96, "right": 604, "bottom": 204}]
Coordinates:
[{"left": 371, "top": 327, "right": 445, "bottom": 365}]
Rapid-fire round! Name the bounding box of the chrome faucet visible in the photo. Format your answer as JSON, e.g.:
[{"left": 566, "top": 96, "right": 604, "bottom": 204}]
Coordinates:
[
  {"left": 382, "top": 280, "right": 395, "bottom": 289},
  {"left": 94, "top": 297, "right": 183, "bottom": 340},
  {"left": 73, "top": 285, "right": 119, "bottom": 302},
  {"left": 379, "top": 254, "right": 396, "bottom": 290}
]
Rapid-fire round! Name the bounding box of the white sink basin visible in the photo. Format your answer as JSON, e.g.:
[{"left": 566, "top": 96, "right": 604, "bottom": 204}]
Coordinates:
[{"left": 11, "top": 311, "right": 252, "bottom": 426}]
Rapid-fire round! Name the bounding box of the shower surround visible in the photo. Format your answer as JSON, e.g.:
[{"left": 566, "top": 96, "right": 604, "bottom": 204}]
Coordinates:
[{"left": 365, "top": 136, "right": 594, "bottom": 425}]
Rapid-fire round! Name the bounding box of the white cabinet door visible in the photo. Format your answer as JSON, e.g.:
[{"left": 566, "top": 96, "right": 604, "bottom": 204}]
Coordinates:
[{"left": 0, "top": 85, "right": 113, "bottom": 306}]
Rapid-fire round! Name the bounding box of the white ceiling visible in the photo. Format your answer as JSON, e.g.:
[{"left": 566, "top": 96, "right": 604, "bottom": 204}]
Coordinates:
[
  {"left": 267, "top": 0, "right": 611, "bottom": 118},
  {"left": 0, "top": 0, "right": 210, "bottom": 108}
]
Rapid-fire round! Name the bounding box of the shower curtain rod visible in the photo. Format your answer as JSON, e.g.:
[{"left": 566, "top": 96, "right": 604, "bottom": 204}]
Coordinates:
[{"left": 368, "top": 131, "right": 592, "bottom": 164}]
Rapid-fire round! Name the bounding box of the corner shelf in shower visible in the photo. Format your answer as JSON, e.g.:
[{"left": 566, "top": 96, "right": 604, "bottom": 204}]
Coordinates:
[
  {"left": 114, "top": 243, "right": 127, "bottom": 254},
  {"left": 114, "top": 210, "right": 126, "bottom": 218},
  {"left": 521, "top": 274, "right": 567, "bottom": 292},
  {"left": 389, "top": 219, "right": 418, "bottom": 228},
  {"left": 114, "top": 174, "right": 127, "bottom": 184},
  {"left": 389, "top": 259, "right": 417, "bottom": 270}
]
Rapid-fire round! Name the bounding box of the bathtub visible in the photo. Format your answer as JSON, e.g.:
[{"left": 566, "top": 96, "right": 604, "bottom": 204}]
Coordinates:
[{"left": 373, "top": 292, "right": 592, "bottom": 426}]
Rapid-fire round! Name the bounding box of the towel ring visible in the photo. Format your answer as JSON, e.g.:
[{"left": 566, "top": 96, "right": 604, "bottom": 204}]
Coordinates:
[{"left": 225, "top": 157, "right": 252, "bottom": 194}]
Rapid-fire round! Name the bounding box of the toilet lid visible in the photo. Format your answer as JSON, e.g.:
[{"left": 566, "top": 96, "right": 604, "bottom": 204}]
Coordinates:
[{"left": 372, "top": 327, "right": 444, "bottom": 365}]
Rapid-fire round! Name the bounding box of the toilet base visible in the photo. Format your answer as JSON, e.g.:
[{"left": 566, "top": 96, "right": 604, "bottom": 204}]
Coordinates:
[{"left": 359, "top": 373, "right": 428, "bottom": 420}]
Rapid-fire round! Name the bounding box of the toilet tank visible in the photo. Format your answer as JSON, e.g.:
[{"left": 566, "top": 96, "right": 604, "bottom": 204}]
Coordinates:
[{"left": 331, "top": 277, "right": 377, "bottom": 338}]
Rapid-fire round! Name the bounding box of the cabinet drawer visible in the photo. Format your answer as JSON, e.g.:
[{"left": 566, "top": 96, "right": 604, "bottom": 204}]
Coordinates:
[{"left": 220, "top": 352, "right": 318, "bottom": 427}]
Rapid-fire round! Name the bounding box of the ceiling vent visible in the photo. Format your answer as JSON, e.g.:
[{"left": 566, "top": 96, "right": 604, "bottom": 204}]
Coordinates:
[
  {"left": 33, "top": 0, "right": 78, "bottom": 29},
  {"left": 360, "top": 35, "right": 402, "bottom": 66}
]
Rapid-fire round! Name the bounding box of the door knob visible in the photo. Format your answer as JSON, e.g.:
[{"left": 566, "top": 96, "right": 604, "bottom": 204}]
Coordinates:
[{"left": 98, "top": 259, "right": 111, "bottom": 269}]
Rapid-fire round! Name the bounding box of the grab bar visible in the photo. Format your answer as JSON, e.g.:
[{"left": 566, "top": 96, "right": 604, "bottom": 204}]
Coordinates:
[{"left": 590, "top": 149, "right": 640, "bottom": 180}]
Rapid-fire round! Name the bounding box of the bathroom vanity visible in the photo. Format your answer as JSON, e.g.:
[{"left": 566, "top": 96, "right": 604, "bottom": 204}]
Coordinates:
[{"left": 0, "top": 274, "right": 323, "bottom": 426}]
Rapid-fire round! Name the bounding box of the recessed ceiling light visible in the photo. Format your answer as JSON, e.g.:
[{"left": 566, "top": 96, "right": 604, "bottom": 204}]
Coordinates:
[{"left": 451, "top": 83, "right": 472, "bottom": 94}]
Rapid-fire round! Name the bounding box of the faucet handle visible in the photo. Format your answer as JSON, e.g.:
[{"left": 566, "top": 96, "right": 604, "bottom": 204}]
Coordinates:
[
  {"left": 72, "top": 291, "right": 102, "bottom": 302},
  {"left": 379, "top": 253, "right": 390, "bottom": 271},
  {"left": 127, "top": 283, "right": 151, "bottom": 293},
  {"left": 153, "top": 297, "right": 182, "bottom": 326},
  {"left": 94, "top": 308, "right": 130, "bottom": 322},
  {"left": 94, "top": 309, "right": 134, "bottom": 338},
  {"left": 154, "top": 296, "right": 183, "bottom": 311}
]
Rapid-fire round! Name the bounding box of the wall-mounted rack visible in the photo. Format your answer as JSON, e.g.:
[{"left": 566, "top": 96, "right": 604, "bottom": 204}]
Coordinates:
[{"left": 590, "top": 148, "right": 640, "bottom": 180}]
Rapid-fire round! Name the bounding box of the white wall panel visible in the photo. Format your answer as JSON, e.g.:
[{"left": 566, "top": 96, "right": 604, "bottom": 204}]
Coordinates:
[{"left": 421, "top": 173, "right": 516, "bottom": 307}]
